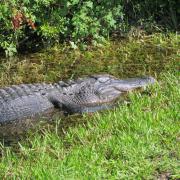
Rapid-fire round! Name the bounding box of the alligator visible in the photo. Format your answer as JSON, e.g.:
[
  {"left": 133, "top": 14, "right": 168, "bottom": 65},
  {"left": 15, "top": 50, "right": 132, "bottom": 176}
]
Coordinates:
[{"left": 0, "top": 74, "right": 155, "bottom": 135}]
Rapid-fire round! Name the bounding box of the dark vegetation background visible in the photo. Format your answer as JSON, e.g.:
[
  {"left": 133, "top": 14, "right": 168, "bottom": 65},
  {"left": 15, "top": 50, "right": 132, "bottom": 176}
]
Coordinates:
[{"left": 0, "top": 0, "right": 179, "bottom": 56}]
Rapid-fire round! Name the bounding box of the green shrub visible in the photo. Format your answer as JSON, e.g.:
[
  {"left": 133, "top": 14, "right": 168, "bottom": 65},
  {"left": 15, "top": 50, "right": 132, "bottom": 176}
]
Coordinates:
[
  {"left": 0, "top": 0, "right": 179, "bottom": 56},
  {"left": 124, "top": 0, "right": 179, "bottom": 31}
]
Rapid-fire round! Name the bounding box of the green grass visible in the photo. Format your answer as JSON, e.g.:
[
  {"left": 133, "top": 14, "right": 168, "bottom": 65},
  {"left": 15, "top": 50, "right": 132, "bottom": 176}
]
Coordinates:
[
  {"left": 0, "top": 33, "right": 179, "bottom": 179},
  {"left": 0, "top": 73, "right": 179, "bottom": 179}
]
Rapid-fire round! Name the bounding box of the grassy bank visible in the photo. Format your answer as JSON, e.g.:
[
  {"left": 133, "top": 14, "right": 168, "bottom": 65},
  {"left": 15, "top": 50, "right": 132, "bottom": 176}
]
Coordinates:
[
  {"left": 0, "top": 33, "right": 179, "bottom": 179},
  {"left": 0, "top": 72, "right": 179, "bottom": 179},
  {"left": 0, "top": 33, "right": 179, "bottom": 85}
]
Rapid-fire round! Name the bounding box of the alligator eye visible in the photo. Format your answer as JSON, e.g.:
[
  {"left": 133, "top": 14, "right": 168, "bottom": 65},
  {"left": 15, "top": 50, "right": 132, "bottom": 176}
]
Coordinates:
[
  {"left": 63, "top": 92, "right": 66, "bottom": 95},
  {"left": 98, "top": 77, "right": 110, "bottom": 83},
  {"left": 41, "top": 92, "right": 46, "bottom": 96}
]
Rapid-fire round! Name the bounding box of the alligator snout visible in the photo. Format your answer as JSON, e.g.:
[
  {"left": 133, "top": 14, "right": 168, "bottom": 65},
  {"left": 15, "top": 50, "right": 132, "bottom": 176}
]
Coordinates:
[{"left": 97, "top": 76, "right": 155, "bottom": 96}]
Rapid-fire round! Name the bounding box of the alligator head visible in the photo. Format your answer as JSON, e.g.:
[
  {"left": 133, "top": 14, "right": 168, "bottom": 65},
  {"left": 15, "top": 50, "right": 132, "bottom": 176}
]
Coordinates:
[{"left": 52, "top": 74, "right": 156, "bottom": 113}]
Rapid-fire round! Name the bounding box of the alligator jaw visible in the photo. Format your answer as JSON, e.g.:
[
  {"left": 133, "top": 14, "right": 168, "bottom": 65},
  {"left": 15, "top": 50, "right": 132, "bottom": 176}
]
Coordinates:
[{"left": 108, "top": 76, "right": 156, "bottom": 92}]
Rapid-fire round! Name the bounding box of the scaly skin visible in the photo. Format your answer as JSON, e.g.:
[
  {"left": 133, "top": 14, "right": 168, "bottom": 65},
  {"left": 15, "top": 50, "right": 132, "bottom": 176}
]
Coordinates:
[
  {"left": 51, "top": 74, "right": 155, "bottom": 113},
  {"left": 0, "top": 83, "right": 57, "bottom": 123},
  {"left": 0, "top": 74, "right": 155, "bottom": 126}
]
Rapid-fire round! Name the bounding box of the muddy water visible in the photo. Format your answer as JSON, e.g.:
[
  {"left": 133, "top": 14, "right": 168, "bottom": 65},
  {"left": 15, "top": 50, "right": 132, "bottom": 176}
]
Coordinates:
[{"left": 0, "top": 37, "right": 178, "bottom": 145}]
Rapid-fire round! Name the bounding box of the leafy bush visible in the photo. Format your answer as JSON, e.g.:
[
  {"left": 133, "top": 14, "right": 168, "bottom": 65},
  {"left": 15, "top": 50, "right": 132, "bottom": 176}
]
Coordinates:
[
  {"left": 0, "top": 0, "right": 179, "bottom": 56},
  {"left": 124, "top": 0, "right": 179, "bottom": 31}
]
